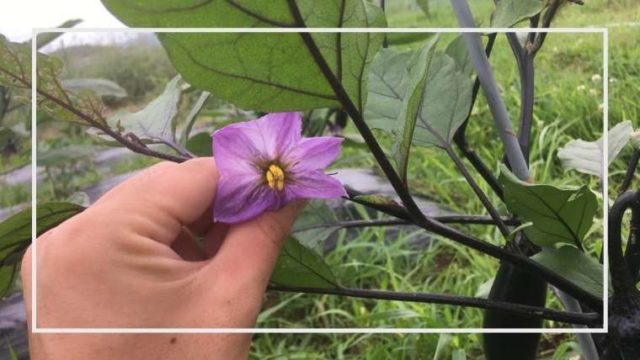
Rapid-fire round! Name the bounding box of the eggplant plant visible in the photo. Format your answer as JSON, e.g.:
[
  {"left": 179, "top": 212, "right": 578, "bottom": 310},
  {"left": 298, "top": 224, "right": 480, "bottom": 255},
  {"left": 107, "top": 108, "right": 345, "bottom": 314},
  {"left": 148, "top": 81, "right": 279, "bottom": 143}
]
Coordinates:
[{"left": 0, "top": 0, "right": 632, "bottom": 358}]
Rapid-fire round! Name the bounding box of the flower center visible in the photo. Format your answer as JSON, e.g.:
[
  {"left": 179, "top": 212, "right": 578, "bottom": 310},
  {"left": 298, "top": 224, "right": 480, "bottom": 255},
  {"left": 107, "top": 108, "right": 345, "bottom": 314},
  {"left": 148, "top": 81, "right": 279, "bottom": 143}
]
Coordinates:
[{"left": 265, "top": 164, "right": 285, "bottom": 191}]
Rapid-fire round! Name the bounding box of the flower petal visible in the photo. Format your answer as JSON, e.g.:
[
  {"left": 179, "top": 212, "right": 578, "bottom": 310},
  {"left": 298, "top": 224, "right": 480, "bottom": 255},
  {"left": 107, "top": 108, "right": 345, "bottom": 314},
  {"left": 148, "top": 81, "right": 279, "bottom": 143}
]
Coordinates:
[
  {"left": 255, "top": 112, "right": 302, "bottom": 159},
  {"left": 285, "top": 136, "right": 343, "bottom": 171},
  {"left": 285, "top": 170, "right": 347, "bottom": 202},
  {"left": 212, "top": 122, "right": 267, "bottom": 176},
  {"left": 214, "top": 173, "right": 284, "bottom": 223}
]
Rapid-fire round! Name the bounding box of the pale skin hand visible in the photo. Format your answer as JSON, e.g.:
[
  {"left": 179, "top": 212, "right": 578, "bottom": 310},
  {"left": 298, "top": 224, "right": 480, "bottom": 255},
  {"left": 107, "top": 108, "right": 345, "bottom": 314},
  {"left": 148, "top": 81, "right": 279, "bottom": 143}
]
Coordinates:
[{"left": 21, "top": 158, "right": 304, "bottom": 360}]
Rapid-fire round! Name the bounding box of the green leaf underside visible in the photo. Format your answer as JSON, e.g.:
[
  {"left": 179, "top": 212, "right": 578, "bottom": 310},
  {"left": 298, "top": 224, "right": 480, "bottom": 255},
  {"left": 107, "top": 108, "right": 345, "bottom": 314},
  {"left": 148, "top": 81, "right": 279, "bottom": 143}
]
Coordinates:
[
  {"left": 0, "top": 35, "right": 32, "bottom": 91},
  {"left": 270, "top": 236, "right": 338, "bottom": 289},
  {"left": 491, "top": 0, "right": 545, "bottom": 28},
  {"left": 40, "top": 59, "right": 105, "bottom": 125},
  {"left": 532, "top": 246, "right": 603, "bottom": 299},
  {"left": 1, "top": 35, "right": 112, "bottom": 124},
  {"left": 411, "top": 52, "right": 472, "bottom": 148},
  {"left": 445, "top": 35, "right": 473, "bottom": 77},
  {"left": 393, "top": 37, "right": 439, "bottom": 182},
  {"left": 0, "top": 202, "right": 84, "bottom": 295},
  {"left": 292, "top": 200, "right": 340, "bottom": 252},
  {"left": 499, "top": 165, "right": 597, "bottom": 248},
  {"left": 557, "top": 120, "right": 633, "bottom": 178},
  {"left": 94, "top": 76, "right": 182, "bottom": 143},
  {"left": 364, "top": 36, "right": 473, "bottom": 177},
  {"left": 102, "top": 0, "right": 385, "bottom": 112}
]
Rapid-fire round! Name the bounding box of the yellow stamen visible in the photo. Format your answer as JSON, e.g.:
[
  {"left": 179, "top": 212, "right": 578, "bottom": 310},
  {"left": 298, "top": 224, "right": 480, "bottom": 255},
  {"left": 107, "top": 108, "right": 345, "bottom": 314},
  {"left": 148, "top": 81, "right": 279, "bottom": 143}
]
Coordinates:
[{"left": 265, "top": 164, "right": 285, "bottom": 191}]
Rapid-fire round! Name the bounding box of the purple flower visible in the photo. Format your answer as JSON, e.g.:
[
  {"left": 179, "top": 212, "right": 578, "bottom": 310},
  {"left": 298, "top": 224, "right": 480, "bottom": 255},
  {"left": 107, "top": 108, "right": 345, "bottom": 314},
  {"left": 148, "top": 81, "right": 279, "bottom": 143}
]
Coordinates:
[{"left": 212, "top": 112, "right": 346, "bottom": 224}]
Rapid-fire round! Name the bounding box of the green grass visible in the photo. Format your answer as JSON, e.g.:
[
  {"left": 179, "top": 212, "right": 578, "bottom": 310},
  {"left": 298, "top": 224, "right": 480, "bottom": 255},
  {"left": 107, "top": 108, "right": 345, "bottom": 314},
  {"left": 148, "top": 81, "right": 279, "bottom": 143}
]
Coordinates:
[
  {"left": 609, "top": 26, "right": 640, "bottom": 200},
  {"left": 385, "top": 0, "right": 639, "bottom": 28}
]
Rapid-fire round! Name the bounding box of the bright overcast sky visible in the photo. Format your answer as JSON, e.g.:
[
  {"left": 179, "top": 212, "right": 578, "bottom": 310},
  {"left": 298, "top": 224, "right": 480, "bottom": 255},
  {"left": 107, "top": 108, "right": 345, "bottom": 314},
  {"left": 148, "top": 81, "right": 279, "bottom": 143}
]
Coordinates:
[{"left": 0, "top": 0, "right": 124, "bottom": 41}]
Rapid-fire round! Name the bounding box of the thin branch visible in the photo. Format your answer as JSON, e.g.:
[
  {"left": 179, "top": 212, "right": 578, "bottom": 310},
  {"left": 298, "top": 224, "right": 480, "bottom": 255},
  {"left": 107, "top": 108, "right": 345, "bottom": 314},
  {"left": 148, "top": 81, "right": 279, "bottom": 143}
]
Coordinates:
[
  {"left": 345, "top": 189, "right": 602, "bottom": 310},
  {"left": 153, "top": 137, "right": 195, "bottom": 158},
  {"left": 625, "top": 197, "right": 640, "bottom": 284},
  {"left": 38, "top": 90, "right": 190, "bottom": 163},
  {"left": 527, "top": 14, "right": 540, "bottom": 45},
  {"left": 1, "top": 62, "right": 191, "bottom": 163},
  {"left": 619, "top": 148, "right": 640, "bottom": 196},
  {"left": 450, "top": 0, "right": 529, "bottom": 181},
  {"left": 506, "top": 32, "right": 535, "bottom": 165},
  {"left": 446, "top": 147, "right": 510, "bottom": 236},
  {"left": 296, "top": 216, "right": 520, "bottom": 232},
  {"left": 296, "top": 219, "right": 408, "bottom": 232},
  {"left": 436, "top": 214, "right": 519, "bottom": 226},
  {"left": 517, "top": 54, "right": 535, "bottom": 163},
  {"left": 609, "top": 191, "right": 640, "bottom": 295},
  {"left": 531, "top": 0, "right": 562, "bottom": 55},
  {"left": 454, "top": 33, "right": 503, "bottom": 200},
  {"left": 268, "top": 285, "right": 602, "bottom": 326}
]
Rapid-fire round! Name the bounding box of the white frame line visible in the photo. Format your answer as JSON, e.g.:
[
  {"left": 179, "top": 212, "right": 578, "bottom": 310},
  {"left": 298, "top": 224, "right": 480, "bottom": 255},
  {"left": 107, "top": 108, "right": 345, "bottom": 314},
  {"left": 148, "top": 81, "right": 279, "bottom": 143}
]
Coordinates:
[{"left": 31, "top": 27, "right": 609, "bottom": 334}]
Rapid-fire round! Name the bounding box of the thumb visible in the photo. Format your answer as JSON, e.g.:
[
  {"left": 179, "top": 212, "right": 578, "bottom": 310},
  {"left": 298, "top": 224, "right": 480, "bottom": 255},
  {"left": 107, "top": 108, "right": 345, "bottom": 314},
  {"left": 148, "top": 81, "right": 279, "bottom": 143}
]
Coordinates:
[
  {"left": 205, "top": 200, "right": 305, "bottom": 294},
  {"left": 88, "top": 157, "right": 217, "bottom": 246}
]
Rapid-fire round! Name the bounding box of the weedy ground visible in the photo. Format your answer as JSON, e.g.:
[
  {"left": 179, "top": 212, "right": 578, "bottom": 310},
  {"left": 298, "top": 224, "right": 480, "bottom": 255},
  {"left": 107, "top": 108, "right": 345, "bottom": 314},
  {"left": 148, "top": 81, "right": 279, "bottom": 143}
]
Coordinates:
[{"left": 2, "top": 0, "right": 638, "bottom": 358}]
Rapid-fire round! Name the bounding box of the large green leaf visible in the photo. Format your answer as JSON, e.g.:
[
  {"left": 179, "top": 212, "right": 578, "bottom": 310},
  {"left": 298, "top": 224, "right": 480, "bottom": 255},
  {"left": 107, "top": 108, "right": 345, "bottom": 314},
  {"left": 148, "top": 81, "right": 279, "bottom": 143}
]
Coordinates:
[
  {"left": 92, "top": 76, "right": 182, "bottom": 143},
  {"left": 0, "top": 202, "right": 84, "bottom": 256},
  {"left": 364, "top": 48, "right": 413, "bottom": 130},
  {"left": 270, "top": 236, "right": 338, "bottom": 289},
  {"left": 411, "top": 53, "right": 473, "bottom": 148},
  {"left": 101, "top": 0, "right": 385, "bottom": 112},
  {"left": 532, "top": 246, "right": 603, "bottom": 299},
  {"left": 0, "top": 35, "right": 32, "bottom": 91},
  {"left": 445, "top": 35, "right": 473, "bottom": 77},
  {"left": 491, "top": 0, "right": 545, "bottom": 28},
  {"left": 364, "top": 38, "right": 473, "bottom": 158},
  {"left": 37, "top": 59, "right": 92, "bottom": 124},
  {"left": 393, "top": 37, "right": 439, "bottom": 181},
  {"left": 0, "top": 35, "right": 65, "bottom": 102},
  {"left": 499, "top": 165, "right": 598, "bottom": 248},
  {"left": 0, "top": 202, "right": 84, "bottom": 295},
  {"left": 557, "top": 120, "right": 633, "bottom": 178},
  {"left": 292, "top": 200, "right": 340, "bottom": 252}
]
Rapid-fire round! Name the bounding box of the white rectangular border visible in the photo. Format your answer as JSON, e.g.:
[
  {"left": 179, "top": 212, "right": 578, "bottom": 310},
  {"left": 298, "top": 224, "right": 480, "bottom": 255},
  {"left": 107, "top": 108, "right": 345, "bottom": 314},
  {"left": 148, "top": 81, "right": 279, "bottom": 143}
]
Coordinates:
[{"left": 32, "top": 27, "right": 609, "bottom": 334}]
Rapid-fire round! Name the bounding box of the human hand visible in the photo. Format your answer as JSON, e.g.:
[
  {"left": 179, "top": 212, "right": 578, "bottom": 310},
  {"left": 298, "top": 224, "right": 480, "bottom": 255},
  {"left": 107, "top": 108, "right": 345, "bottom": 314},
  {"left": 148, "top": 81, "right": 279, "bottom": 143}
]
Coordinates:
[{"left": 21, "top": 157, "right": 304, "bottom": 359}]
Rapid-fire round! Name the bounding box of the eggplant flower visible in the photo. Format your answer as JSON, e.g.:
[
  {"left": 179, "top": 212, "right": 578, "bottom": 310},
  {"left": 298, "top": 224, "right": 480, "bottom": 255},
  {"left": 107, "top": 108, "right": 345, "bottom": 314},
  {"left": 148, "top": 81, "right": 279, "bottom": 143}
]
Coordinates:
[{"left": 212, "top": 112, "right": 346, "bottom": 223}]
